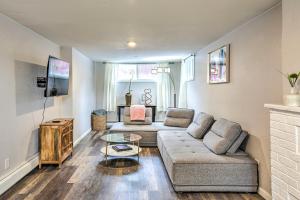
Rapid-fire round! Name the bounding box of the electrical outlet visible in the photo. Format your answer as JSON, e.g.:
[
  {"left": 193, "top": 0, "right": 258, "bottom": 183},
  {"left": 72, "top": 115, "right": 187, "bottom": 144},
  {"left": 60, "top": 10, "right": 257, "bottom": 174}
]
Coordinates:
[{"left": 5, "top": 158, "right": 9, "bottom": 169}]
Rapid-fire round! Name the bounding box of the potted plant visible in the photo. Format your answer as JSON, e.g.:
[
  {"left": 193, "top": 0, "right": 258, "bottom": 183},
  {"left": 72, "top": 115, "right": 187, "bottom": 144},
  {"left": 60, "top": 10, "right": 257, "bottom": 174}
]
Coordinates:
[
  {"left": 279, "top": 71, "right": 300, "bottom": 106},
  {"left": 125, "top": 76, "right": 133, "bottom": 106},
  {"left": 287, "top": 72, "right": 300, "bottom": 94},
  {"left": 278, "top": 71, "right": 300, "bottom": 93}
]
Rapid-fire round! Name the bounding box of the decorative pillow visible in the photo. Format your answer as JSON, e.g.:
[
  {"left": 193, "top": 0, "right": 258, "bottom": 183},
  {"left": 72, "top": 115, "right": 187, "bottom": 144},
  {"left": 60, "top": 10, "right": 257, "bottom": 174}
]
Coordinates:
[
  {"left": 164, "top": 108, "right": 194, "bottom": 128},
  {"left": 186, "top": 112, "right": 214, "bottom": 139},
  {"left": 164, "top": 117, "right": 192, "bottom": 128},
  {"left": 227, "top": 131, "right": 248, "bottom": 153},
  {"left": 165, "top": 108, "right": 195, "bottom": 119},
  {"left": 124, "top": 107, "right": 152, "bottom": 118},
  {"left": 123, "top": 107, "right": 152, "bottom": 125},
  {"left": 203, "top": 118, "right": 242, "bottom": 154}
]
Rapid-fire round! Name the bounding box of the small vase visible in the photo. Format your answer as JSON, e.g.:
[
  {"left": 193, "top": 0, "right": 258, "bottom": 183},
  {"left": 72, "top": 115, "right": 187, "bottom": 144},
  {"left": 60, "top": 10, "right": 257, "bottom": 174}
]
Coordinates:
[
  {"left": 284, "top": 87, "right": 300, "bottom": 107},
  {"left": 290, "top": 87, "right": 299, "bottom": 95},
  {"left": 125, "top": 93, "right": 132, "bottom": 106}
]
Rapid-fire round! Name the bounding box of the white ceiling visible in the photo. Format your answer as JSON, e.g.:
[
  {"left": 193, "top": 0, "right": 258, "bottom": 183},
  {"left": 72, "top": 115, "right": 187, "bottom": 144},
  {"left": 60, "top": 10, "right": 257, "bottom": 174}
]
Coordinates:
[{"left": 0, "top": 0, "right": 280, "bottom": 62}]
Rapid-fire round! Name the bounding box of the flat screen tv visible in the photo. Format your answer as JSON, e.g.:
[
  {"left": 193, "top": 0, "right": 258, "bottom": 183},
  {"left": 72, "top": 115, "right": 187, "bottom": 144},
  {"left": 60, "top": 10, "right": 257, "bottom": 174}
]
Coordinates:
[{"left": 45, "top": 56, "right": 70, "bottom": 97}]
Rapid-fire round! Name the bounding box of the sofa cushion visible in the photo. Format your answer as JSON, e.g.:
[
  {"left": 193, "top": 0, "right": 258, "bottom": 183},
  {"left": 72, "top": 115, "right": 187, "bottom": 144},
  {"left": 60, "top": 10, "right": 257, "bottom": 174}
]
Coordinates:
[
  {"left": 164, "top": 108, "right": 194, "bottom": 128},
  {"left": 123, "top": 107, "right": 152, "bottom": 125},
  {"left": 164, "top": 117, "right": 192, "bottom": 128},
  {"left": 165, "top": 108, "right": 195, "bottom": 118},
  {"left": 186, "top": 112, "right": 214, "bottom": 139},
  {"left": 203, "top": 118, "right": 242, "bottom": 154},
  {"left": 227, "top": 131, "right": 248, "bottom": 153}
]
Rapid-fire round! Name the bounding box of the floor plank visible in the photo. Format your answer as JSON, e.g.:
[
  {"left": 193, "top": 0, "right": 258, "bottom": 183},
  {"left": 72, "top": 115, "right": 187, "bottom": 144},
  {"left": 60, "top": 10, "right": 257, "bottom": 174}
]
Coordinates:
[{"left": 0, "top": 132, "right": 264, "bottom": 200}]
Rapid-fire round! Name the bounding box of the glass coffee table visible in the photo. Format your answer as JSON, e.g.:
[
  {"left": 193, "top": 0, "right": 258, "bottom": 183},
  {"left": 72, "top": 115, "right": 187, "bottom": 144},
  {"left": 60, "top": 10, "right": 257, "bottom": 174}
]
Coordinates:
[{"left": 100, "top": 133, "right": 142, "bottom": 165}]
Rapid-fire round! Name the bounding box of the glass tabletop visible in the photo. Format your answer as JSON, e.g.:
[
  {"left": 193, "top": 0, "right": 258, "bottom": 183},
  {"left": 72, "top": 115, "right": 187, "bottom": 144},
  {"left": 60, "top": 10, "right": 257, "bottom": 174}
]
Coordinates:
[{"left": 100, "top": 133, "right": 142, "bottom": 143}]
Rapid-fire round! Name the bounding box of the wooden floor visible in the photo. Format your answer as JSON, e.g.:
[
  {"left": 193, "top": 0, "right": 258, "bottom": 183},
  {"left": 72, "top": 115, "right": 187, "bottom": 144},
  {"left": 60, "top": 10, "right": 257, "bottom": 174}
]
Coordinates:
[{"left": 0, "top": 132, "right": 264, "bottom": 200}]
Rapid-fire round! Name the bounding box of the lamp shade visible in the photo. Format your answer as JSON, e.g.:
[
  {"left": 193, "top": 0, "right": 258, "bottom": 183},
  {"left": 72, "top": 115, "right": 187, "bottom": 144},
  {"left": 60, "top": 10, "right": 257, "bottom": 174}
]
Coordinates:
[
  {"left": 151, "top": 66, "right": 171, "bottom": 74},
  {"left": 164, "top": 67, "right": 171, "bottom": 73}
]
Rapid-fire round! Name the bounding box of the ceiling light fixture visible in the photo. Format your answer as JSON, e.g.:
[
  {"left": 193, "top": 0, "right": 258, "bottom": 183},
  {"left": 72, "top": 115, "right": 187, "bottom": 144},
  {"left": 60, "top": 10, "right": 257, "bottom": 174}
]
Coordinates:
[{"left": 127, "top": 41, "right": 137, "bottom": 48}]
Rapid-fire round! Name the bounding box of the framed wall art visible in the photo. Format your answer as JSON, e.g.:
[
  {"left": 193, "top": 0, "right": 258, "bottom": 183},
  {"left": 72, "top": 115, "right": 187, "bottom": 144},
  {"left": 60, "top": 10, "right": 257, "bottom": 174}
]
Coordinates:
[{"left": 208, "top": 44, "right": 230, "bottom": 84}]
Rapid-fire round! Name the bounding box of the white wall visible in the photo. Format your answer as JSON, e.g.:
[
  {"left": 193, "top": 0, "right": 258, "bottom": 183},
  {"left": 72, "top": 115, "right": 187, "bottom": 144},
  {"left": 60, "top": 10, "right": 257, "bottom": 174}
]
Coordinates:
[
  {"left": 0, "top": 13, "right": 61, "bottom": 179},
  {"left": 60, "top": 47, "right": 74, "bottom": 118},
  {"left": 0, "top": 15, "right": 96, "bottom": 194},
  {"left": 72, "top": 48, "right": 96, "bottom": 141},
  {"left": 95, "top": 62, "right": 181, "bottom": 122},
  {"left": 60, "top": 47, "right": 96, "bottom": 141},
  {"left": 187, "top": 4, "right": 282, "bottom": 196},
  {"left": 282, "top": 0, "right": 300, "bottom": 93}
]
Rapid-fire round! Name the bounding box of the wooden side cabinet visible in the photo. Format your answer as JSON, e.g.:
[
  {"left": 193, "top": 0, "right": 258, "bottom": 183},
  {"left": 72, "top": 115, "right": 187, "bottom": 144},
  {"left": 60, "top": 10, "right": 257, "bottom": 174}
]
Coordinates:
[{"left": 39, "top": 118, "right": 74, "bottom": 169}]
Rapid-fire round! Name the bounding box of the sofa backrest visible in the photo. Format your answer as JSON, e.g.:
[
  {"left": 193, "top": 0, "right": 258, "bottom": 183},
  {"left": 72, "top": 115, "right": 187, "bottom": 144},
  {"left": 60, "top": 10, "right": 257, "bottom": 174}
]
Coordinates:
[
  {"left": 203, "top": 118, "right": 242, "bottom": 154},
  {"left": 164, "top": 108, "right": 194, "bottom": 128},
  {"left": 123, "top": 107, "right": 152, "bottom": 125}
]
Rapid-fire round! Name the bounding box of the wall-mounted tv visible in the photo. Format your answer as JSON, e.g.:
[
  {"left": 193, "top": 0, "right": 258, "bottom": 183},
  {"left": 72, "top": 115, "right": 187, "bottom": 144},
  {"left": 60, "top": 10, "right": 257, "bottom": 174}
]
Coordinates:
[{"left": 45, "top": 56, "right": 70, "bottom": 97}]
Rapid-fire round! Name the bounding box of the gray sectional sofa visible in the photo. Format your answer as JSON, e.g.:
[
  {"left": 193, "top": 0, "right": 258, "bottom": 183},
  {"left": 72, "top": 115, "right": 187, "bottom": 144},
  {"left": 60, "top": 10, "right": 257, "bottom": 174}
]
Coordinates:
[{"left": 109, "top": 108, "right": 258, "bottom": 192}]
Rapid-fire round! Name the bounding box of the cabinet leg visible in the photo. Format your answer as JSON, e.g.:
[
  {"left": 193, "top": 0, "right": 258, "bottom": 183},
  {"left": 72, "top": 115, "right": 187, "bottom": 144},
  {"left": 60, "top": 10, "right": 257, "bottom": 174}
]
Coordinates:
[
  {"left": 39, "top": 162, "right": 42, "bottom": 169},
  {"left": 58, "top": 163, "right": 62, "bottom": 169}
]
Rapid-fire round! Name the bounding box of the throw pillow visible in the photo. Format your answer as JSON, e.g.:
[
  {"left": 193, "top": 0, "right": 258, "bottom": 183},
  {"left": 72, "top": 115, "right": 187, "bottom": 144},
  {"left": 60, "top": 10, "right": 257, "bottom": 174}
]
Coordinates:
[
  {"left": 203, "top": 118, "right": 242, "bottom": 154},
  {"left": 186, "top": 112, "right": 214, "bottom": 139}
]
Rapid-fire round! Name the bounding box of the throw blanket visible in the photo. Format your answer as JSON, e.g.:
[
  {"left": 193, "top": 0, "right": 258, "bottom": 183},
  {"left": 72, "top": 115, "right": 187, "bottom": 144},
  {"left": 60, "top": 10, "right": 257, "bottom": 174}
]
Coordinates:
[{"left": 130, "top": 105, "right": 146, "bottom": 121}]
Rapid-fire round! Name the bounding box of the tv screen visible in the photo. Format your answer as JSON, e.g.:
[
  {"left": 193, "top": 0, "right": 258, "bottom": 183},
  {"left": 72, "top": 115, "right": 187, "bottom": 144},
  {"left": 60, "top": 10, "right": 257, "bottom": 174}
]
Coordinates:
[{"left": 45, "top": 56, "right": 70, "bottom": 97}]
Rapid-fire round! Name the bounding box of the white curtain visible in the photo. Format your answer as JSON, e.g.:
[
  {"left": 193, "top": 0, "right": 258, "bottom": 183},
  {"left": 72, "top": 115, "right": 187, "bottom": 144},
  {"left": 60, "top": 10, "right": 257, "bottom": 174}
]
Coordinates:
[
  {"left": 103, "top": 63, "right": 117, "bottom": 112},
  {"left": 179, "top": 55, "right": 195, "bottom": 108},
  {"left": 156, "top": 63, "right": 171, "bottom": 112}
]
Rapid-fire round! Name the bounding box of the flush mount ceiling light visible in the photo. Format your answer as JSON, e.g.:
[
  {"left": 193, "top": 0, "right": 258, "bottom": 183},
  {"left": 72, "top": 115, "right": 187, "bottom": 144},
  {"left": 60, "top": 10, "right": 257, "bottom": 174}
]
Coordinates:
[{"left": 127, "top": 41, "right": 136, "bottom": 48}]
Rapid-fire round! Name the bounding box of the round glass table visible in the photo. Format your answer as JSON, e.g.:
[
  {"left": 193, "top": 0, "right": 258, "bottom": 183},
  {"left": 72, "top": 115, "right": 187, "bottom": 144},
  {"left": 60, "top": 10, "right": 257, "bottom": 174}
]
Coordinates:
[{"left": 100, "top": 133, "right": 142, "bottom": 165}]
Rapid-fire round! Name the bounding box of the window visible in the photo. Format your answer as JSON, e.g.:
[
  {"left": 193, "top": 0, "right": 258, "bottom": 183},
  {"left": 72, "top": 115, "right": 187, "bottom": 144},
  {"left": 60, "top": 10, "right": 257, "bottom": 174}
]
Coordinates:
[
  {"left": 117, "top": 64, "right": 137, "bottom": 81},
  {"left": 184, "top": 55, "right": 195, "bottom": 81},
  {"left": 116, "top": 64, "right": 158, "bottom": 81},
  {"left": 137, "top": 64, "right": 157, "bottom": 80}
]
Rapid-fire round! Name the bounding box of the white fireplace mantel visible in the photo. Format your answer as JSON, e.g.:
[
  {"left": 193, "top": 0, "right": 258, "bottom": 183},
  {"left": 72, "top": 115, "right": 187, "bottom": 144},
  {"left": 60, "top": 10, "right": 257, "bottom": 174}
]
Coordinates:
[
  {"left": 265, "top": 104, "right": 300, "bottom": 200},
  {"left": 265, "top": 104, "right": 300, "bottom": 114}
]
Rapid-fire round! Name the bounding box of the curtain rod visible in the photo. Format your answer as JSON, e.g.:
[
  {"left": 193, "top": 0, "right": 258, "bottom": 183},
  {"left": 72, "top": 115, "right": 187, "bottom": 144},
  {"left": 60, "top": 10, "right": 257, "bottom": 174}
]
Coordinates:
[
  {"left": 183, "top": 54, "right": 195, "bottom": 61},
  {"left": 102, "top": 61, "right": 179, "bottom": 65}
]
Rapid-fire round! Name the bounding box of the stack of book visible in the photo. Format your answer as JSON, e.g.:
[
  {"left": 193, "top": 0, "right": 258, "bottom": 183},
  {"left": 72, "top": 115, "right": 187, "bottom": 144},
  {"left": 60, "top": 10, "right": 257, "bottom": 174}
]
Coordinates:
[{"left": 112, "top": 144, "right": 132, "bottom": 152}]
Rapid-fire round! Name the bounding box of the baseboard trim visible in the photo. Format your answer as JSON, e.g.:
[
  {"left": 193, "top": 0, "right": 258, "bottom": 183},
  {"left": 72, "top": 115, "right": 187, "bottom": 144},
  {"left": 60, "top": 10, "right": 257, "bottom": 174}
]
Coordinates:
[
  {"left": 258, "top": 187, "right": 271, "bottom": 200},
  {"left": 0, "top": 128, "right": 91, "bottom": 196},
  {"left": 0, "top": 154, "right": 39, "bottom": 195},
  {"left": 74, "top": 128, "right": 91, "bottom": 147}
]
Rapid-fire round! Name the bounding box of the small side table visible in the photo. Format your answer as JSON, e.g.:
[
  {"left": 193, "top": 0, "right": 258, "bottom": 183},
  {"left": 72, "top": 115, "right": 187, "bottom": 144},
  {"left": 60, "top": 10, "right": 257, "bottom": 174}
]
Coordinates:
[{"left": 117, "top": 105, "right": 156, "bottom": 122}]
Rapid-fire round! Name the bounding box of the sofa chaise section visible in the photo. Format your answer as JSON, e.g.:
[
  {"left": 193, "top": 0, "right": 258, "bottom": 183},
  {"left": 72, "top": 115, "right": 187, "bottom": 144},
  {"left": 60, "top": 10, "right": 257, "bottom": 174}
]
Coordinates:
[{"left": 157, "top": 131, "right": 258, "bottom": 192}]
